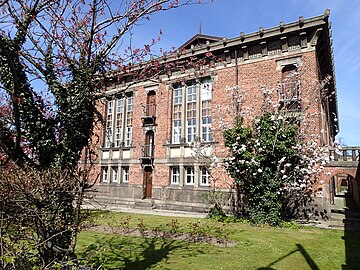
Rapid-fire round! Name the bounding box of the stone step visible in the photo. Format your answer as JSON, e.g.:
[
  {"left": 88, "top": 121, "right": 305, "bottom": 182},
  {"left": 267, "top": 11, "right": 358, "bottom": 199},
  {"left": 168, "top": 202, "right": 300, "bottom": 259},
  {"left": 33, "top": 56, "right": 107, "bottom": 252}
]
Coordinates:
[
  {"left": 134, "top": 199, "right": 155, "bottom": 209},
  {"left": 331, "top": 212, "right": 345, "bottom": 221},
  {"left": 317, "top": 217, "right": 360, "bottom": 230},
  {"left": 84, "top": 196, "right": 209, "bottom": 214},
  {"left": 331, "top": 208, "right": 346, "bottom": 215}
]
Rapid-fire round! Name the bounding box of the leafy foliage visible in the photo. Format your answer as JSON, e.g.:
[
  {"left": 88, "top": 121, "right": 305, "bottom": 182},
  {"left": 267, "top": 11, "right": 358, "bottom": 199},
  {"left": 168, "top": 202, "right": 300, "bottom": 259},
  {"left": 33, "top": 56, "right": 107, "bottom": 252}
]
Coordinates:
[{"left": 224, "top": 113, "right": 315, "bottom": 225}]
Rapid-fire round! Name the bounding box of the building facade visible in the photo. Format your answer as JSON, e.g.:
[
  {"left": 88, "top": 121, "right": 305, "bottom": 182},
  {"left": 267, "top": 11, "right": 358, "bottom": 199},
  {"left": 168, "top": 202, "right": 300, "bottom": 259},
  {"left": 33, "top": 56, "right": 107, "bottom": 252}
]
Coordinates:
[{"left": 90, "top": 11, "right": 338, "bottom": 214}]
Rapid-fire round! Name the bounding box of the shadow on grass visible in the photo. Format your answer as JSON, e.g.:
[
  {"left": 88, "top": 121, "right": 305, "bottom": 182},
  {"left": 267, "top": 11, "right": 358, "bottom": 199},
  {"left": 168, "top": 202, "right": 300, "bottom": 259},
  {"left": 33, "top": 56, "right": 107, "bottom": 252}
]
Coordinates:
[
  {"left": 78, "top": 234, "right": 205, "bottom": 269},
  {"left": 342, "top": 194, "right": 360, "bottom": 269},
  {"left": 258, "top": 244, "right": 319, "bottom": 270}
]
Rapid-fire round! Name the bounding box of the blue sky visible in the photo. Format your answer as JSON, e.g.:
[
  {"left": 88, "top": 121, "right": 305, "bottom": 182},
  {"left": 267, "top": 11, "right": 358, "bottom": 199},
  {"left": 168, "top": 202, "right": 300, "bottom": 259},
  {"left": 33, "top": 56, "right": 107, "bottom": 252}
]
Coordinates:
[{"left": 131, "top": 0, "right": 360, "bottom": 146}]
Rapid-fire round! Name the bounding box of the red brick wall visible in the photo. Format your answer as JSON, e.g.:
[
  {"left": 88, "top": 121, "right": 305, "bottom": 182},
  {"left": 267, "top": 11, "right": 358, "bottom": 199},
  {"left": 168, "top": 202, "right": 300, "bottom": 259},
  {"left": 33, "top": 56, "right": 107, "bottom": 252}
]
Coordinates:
[
  {"left": 154, "top": 164, "right": 171, "bottom": 186},
  {"left": 130, "top": 164, "right": 142, "bottom": 185},
  {"left": 91, "top": 49, "right": 327, "bottom": 192},
  {"left": 298, "top": 52, "right": 323, "bottom": 145},
  {"left": 131, "top": 88, "right": 143, "bottom": 160},
  {"left": 154, "top": 83, "right": 172, "bottom": 158}
]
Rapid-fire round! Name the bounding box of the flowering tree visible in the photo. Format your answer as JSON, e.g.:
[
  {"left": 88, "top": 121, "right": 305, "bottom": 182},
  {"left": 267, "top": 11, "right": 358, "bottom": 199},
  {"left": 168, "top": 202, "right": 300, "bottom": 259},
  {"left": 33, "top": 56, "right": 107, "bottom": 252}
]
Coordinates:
[
  {"left": 189, "top": 140, "right": 229, "bottom": 217},
  {"left": 222, "top": 68, "right": 330, "bottom": 225},
  {"left": 0, "top": 0, "right": 207, "bottom": 267},
  {"left": 224, "top": 114, "right": 315, "bottom": 225}
]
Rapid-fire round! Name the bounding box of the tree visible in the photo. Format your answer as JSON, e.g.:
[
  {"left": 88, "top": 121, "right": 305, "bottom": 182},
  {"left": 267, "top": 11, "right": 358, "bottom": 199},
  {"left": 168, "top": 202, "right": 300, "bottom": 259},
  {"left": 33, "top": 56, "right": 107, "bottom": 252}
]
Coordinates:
[
  {"left": 224, "top": 114, "right": 311, "bottom": 225},
  {"left": 222, "top": 71, "right": 328, "bottom": 225},
  {"left": 0, "top": 0, "right": 205, "bottom": 170},
  {"left": 189, "top": 140, "right": 229, "bottom": 218},
  {"left": 0, "top": 0, "right": 207, "bottom": 267}
]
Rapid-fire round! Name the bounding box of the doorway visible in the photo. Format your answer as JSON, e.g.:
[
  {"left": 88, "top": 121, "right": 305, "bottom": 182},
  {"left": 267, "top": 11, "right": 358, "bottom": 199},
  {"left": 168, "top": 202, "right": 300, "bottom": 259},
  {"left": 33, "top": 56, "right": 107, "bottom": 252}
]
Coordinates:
[{"left": 143, "top": 166, "right": 153, "bottom": 198}]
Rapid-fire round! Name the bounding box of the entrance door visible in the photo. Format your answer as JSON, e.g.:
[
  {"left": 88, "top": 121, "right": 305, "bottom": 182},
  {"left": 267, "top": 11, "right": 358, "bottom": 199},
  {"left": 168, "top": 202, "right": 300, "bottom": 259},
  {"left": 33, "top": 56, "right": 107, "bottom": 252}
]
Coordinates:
[{"left": 143, "top": 167, "right": 153, "bottom": 198}]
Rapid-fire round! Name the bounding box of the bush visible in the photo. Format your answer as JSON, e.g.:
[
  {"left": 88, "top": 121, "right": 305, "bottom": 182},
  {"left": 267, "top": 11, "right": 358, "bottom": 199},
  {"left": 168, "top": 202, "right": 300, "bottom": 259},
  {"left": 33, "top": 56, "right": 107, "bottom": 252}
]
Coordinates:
[
  {"left": 0, "top": 164, "right": 89, "bottom": 269},
  {"left": 224, "top": 114, "right": 314, "bottom": 226}
]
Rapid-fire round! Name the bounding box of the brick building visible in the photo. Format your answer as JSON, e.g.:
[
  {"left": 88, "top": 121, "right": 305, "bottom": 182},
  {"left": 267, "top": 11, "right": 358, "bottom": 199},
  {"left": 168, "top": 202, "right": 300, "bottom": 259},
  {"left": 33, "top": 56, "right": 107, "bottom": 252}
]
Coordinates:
[{"left": 91, "top": 11, "right": 338, "bottom": 214}]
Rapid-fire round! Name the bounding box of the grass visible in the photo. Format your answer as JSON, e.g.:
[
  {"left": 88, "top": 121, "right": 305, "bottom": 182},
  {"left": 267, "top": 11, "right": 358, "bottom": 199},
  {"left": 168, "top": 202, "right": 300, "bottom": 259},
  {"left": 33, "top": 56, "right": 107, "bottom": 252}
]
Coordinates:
[{"left": 76, "top": 211, "right": 360, "bottom": 270}]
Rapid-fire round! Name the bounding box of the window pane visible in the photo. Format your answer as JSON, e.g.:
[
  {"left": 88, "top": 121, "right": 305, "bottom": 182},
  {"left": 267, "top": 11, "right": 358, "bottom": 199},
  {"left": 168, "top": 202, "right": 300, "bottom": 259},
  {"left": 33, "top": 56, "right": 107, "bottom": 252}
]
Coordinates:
[
  {"left": 125, "top": 96, "right": 133, "bottom": 146},
  {"left": 201, "top": 168, "right": 210, "bottom": 186},
  {"left": 186, "top": 83, "right": 197, "bottom": 143},
  {"left": 172, "top": 85, "right": 182, "bottom": 143},
  {"left": 186, "top": 167, "right": 194, "bottom": 185},
  {"left": 115, "top": 98, "right": 124, "bottom": 147},
  {"left": 105, "top": 100, "right": 114, "bottom": 147},
  {"left": 171, "top": 167, "right": 180, "bottom": 184},
  {"left": 102, "top": 167, "right": 108, "bottom": 183},
  {"left": 112, "top": 167, "right": 118, "bottom": 183},
  {"left": 201, "top": 79, "right": 212, "bottom": 101},
  {"left": 122, "top": 167, "right": 129, "bottom": 183},
  {"left": 201, "top": 81, "right": 212, "bottom": 142}
]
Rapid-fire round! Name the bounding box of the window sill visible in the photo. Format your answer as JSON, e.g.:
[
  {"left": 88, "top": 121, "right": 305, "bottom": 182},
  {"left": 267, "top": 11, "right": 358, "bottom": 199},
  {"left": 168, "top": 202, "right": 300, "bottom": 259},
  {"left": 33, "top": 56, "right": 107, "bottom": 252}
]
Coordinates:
[
  {"left": 100, "top": 145, "right": 136, "bottom": 151},
  {"left": 170, "top": 183, "right": 180, "bottom": 187},
  {"left": 98, "top": 182, "right": 129, "bottom": 186},
  {"left": 164, "top": 142, "right": 186, "bottom": 147},
  {"left": 164, "top": 141, "right": 219, "bottom": 148},
  {"left": 199, "top": 185, "right": 211, "bottom": 189}
]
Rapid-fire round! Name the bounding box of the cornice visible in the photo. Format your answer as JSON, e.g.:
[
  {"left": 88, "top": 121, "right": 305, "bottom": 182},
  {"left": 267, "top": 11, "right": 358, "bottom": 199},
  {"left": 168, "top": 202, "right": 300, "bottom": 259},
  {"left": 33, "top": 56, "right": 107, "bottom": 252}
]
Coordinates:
[
  {"left": 104, "top": 10, "right": 331, "bottom": 82},
  {"left": 163, "top": 11, "right": 330, "bottom": 63}
]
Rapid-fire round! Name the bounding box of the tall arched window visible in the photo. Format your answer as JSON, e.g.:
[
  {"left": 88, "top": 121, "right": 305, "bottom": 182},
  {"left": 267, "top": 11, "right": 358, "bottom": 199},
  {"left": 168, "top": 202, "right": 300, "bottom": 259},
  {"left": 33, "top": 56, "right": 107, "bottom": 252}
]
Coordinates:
[
  {"left": 279, "top": 65, "right": 301, "bottom": 111},
  {"left": 146, "top": 91, "right": 156, "bottom": 116}
]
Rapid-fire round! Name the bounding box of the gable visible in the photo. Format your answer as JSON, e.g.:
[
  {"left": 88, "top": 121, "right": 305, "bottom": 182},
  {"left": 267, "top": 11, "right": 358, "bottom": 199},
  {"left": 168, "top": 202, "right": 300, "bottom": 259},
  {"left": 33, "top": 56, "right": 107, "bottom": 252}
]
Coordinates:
[{"left": 178, "top": 34, "right": 222, "bottom": 51}]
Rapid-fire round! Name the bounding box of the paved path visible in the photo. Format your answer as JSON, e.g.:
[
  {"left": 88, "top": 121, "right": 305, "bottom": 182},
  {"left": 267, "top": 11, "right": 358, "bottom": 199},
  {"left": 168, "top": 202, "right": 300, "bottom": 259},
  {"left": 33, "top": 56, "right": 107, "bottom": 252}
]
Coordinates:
[{"left": 83, "top": 203, "right": 208, "bottom": 219}]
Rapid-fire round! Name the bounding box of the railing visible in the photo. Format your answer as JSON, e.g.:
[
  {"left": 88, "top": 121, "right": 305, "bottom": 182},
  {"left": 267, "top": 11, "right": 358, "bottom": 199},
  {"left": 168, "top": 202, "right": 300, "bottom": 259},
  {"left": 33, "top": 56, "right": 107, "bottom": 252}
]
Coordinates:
[
  {"left": 141, "top": 104, "right": 156, "bottom": 118},
  {"left": 140, "top": 144, "right": 154, "bottom": 159},
  {"left": 329, "top": 147, "right": 360, "bottom": 162}
]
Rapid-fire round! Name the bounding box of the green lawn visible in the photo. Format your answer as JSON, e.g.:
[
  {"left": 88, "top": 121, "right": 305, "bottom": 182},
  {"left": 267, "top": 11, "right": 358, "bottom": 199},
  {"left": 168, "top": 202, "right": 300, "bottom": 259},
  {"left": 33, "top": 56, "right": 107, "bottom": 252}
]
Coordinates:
[{"left": 76, "top": 211, "right": 360, "bottom": 270}]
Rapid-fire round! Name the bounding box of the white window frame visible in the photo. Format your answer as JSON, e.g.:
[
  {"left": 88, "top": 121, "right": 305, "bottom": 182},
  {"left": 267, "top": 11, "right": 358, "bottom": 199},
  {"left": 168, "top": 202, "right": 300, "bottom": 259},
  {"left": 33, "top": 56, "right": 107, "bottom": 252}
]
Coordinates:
[
  {"left": 201, "top": 80, "right": 212, "bottom": 142},
  {"left": 102, "top": 167, "right": 109, "bottom": 183},
  {"left": 125, "top": 126, "right": 132, "bottom": 147},
  {"left": 122, "top": 166, "right": 129, "bottom": 183},
  {"left": 104, "top": 95, "right": 133, "bottom": 148},
  {"left": 105, "top": 100, "right": 114, "bottom": 148},
  {"left": 125, "top": 96, "right": 134, "bottom": 147},
  {"left": 171, "top": 79, "right": 212, "bottom": 145},
  {"left": 115, "top": 98, "right": 124, "bottom": 147},
  {"left": 112, "top": 166, "right": 118, "bottom": 183},
  {"left": 202, "top": 117, "right": 212, "bottom": 142},
  {"left": 171, "top": 166, "right": 180, "bottom": 184},
  {"left": 185, "top": 166, "right": 195, "bottom": 185},
  {"left": 173, "top": 120, "right": 181, "bottom": 144},
  {"left": 186, "top": 83, "right": 197, "bottom": 143},
  {"left": 201, "top": 167, "right": 211, "bottom": 186},
  {"left": 172, "top": 85, "right": 182, "bottom": 143}
]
